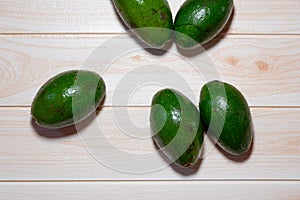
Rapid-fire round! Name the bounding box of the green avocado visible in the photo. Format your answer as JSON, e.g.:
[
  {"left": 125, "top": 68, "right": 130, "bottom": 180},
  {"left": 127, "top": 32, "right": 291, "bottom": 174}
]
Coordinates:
[
  {"left": 112, "top": 0, "right": 173, "bottom": 48},
  {"left": 31, "top": 70, "right": 106, "bottom": 129},
  {"left": 174, "top": 0, "right": 233, "bottom": 49},
  {"left": 150, "top": 89, "right": 203, "bottom": 167},
  {"left": 199, "top": 80, "right": 252, "bottom": 155}
]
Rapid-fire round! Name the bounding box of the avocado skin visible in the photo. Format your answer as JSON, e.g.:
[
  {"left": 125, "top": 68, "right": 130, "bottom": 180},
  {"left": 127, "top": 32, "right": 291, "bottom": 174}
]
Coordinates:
[
  {"left": 174, "top": 0, "right": 233, "bottom": 48},
  {"left": 150, "top": 89, "right": 203, "bottom": 167},
  {"left": 199, "top": 80, "right": 252, "bottom": 155},
  {"left": 31, "top": 70, "right": 106, "bottom": 129},
  {"left": 112, "top": 0, "right": 173, "bottom": 48}
]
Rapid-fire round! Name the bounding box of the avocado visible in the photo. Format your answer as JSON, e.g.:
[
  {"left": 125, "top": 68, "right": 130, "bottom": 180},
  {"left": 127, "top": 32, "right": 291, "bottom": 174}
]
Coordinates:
[
  {"left": 150, "top": 89, "right": 203, "bottom": 167},
  {"left": 199, "top": 80, "right": 252, "bottom": 155},
  {"left": 174, "top": 0, "right": 233, "bottom": 49},
  {"left": 31, "top": 70, "right": 106, "bottom": 129},
  {"left": 112, "top": 0, "right": 173, "bottom": 48}
]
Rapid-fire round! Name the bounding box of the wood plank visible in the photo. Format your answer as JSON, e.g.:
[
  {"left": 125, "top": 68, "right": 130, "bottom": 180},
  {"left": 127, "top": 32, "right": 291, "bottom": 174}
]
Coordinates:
[
  {"left": 0, "top": 107, "right": 299, "bottom": 180},
  {"left": 0, "top": 35, "right": 299, "bottom": 106},
  {"left": 0, "top": 0, "right": 299, "bottom": 34},
  {"left": 1, "top": 181, "right": 300, "bottom": 200}
]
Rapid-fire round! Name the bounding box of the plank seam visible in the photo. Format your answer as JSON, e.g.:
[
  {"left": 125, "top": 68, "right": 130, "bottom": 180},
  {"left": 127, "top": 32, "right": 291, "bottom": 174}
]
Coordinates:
[
  {"left": 1, "top": 106, "right": 300, "bottom": 109},
  {"left": 1, "top": 33, "right": 300, "bottom": 37},
  {"left": 0, "top": 179, "right": 299, "bottom": 183}
]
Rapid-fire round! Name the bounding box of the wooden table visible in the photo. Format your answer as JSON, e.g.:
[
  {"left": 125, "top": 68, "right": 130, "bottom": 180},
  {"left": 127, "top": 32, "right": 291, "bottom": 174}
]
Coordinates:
[{"left": 0, "top": 0, "right": 299, "bottom": 199}]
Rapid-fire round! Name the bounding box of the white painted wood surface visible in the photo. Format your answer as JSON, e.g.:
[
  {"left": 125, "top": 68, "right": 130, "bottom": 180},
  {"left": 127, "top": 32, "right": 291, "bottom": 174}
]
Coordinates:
[
  {"left": 0, "top": 35, "right": 299, "bottom": 106},
  {"left": 0, "top": 107, "right": 299, "bottom": 180},
  {"left": 0, "top": 0, "right": 299, "bottom": 199},
  {"left": 1, "top": 181, "right": 300, "bottom": 200},
  {"left": 0, "top": 0, "right": 299, "bottom": 34}
]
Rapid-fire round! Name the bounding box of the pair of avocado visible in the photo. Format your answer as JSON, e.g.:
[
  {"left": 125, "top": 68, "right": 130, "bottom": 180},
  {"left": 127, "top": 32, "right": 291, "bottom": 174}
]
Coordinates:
[
  {"left": 151, "top": 81, "right": 252, "bottom": 167},
  {"left": 112, "top": 0, "right": 233, "bottom": 49},
  {"left": 31, "top": 70, "right": 252, "bottom": 168}
]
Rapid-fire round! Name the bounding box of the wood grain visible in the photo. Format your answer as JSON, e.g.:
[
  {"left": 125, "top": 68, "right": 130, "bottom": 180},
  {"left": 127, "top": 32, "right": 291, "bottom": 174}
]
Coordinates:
[
  {"left": 1, "top": 181, "right": 300, "bottom": 200},
  {"left": 0, "top": 0, "right": 299, "bottom": 34},
  {"left": 0, "top": 107, "right": 299, "bottom": 180},
  {"left": 0, "top": 35, "right": 299, "bottom": 106}
]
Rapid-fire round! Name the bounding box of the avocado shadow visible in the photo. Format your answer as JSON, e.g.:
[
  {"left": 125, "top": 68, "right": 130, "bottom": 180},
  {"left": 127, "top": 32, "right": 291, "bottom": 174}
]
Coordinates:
[
  {"left": 129, "top": 31, "right": 173, "bottom": 56},
  {"left": 152, "top": 139, "right": 202, "bottom": 176},
  {"left": 219, "top": 6, "right": 235, "bottom": 37},
  {"left": 209, "top": 119, "right": 255, "bottom": 162},
  {"left": 176, "top": 7, "right": 235, "bottom": 58},
  {"left": 170, "top": 150, "right": 203, "bottom": 176},
  {"left": 32, "top": 97, "right": 106, "bottom": 139}
]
